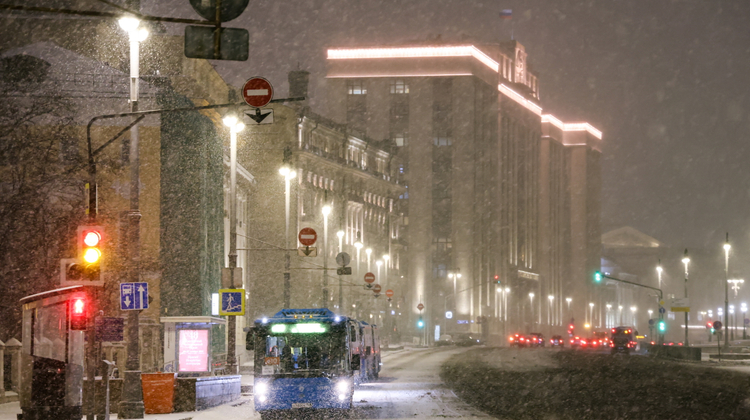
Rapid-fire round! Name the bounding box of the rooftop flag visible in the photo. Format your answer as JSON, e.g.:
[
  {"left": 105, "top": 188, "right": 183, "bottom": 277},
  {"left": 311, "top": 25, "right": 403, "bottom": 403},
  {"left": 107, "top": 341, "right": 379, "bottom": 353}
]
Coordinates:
[{"left": 500, "top": 9, "right": 512, "bottom": 19}]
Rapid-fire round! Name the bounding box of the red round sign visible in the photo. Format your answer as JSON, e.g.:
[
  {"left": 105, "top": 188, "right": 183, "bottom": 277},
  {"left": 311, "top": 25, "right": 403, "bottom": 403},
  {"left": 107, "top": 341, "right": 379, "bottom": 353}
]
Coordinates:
[
  {"left": 373, "top": 284, "right": 382, "bottom": 294},
  {"left": 417, "top": 303, "right": 425, "bottom": 311},
  {"left": 242, "top": 77, "right": 274, "bottom": 108},
  {"left": 298, "top": 227, "right": 317, "bottom": 246},
  {"left": 385, "top": 289, "right": 394, "bottom": 298},
  {"left": 364, "top": 272, "right": 376, "bottom": 284}
]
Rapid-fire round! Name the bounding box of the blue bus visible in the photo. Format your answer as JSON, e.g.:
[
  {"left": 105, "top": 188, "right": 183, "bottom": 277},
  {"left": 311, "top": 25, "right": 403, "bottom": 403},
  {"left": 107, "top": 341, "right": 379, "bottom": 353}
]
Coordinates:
[{"left": 247, "top": 308, "right": 367, "bottom": 419}]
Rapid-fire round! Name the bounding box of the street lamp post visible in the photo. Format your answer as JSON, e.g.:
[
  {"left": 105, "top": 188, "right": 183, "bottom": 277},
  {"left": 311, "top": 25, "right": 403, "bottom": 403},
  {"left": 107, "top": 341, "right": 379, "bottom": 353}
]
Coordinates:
[
  {"left": 724, "top": 236, "right": 731, "bottom": 350},
  {"left": 118, "top": 14, "right": 148, "bottom": 419},
  {"left": 606, "top": 304, "right": 612, "bottom": 328},
  {"left": 322, "top": 205, "right": 331, "bottom": 305},
  {"left": 589, "top": 302, "right": 594, "bottom": 326},
  {"left": 354, "top": 239, "right": 363, "bottom": 273},
  {"left": 279, "top": 167, "right": 296, "bottom": 308},
  {"left": 742, "top": 303, "right": 748, "bottom": 339},
  {"left": 223, "top": 109, "right": 245, "bottom": 377},
  {"left": 529, "top": 293, "right": 535, "bottom": 326},
  {"left": 365, "top": 248, "right": 372, "bottom": 272},
  {"left": 630, "top": 306, "right": 637, "bottom": 328},
  {"left": 648, "top": 309, "right": 653, "bottom": 337},
  {"left": 548, "top": 295, "right": 554, "bottom": 325},
  {"left": 682, "top": 250, "right": 690, "bottom": 346},
  {"left": 656, "top": 262, "right": 663, "bottom": 289},
  {"left": 336, "top": 230, "right": 344, "bottom": 311},
  {"left": 383, "top": 254, "right": 390, "bottom": 283},
  {"left": 376, "top": 260, "right": 383, "bottom": 284},
  {"left": 730, "top": 305, "right": 736, "bottom": 340}
]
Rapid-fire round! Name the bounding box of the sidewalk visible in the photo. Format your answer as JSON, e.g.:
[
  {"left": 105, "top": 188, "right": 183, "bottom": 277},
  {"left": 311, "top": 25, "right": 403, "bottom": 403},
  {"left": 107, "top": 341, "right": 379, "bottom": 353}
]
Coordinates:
[{"left": 1, "top": 396, "right": 256, "bottom": 420}]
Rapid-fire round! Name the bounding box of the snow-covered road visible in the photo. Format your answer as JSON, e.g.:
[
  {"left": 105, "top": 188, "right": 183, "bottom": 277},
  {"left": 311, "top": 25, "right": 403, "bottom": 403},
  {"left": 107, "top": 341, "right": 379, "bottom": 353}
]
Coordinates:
[{"left": 350, "top": 346, "right": 493, "bottom": 419}]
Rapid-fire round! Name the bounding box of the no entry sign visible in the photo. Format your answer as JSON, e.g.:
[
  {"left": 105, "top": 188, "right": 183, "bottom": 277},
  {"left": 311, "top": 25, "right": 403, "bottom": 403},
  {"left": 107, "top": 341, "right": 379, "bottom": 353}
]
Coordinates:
[
  {"left": 242, "top": 76, "right": 273, "bottom": 108},
  {"left": 373, "top": 284, "right": 382, "bottom": 294},
  {"left": 417, "top": 303, "right": 424, "bottom": 311},
  {"left": 364, "top": 272, "right": 376, "bottom": 284},
  {"left": 298, "top": 227, "right": 317, "bottom": 246},
  {"left": 385, "top": 289, "right": 394, "bottom": 298}
]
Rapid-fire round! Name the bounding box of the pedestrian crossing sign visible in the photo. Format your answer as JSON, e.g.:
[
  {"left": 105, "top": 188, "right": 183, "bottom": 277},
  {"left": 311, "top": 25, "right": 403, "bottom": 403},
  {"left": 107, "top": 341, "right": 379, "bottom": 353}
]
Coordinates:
[{"left": 219, "top": 289, "right": 245, "bottom": 316}]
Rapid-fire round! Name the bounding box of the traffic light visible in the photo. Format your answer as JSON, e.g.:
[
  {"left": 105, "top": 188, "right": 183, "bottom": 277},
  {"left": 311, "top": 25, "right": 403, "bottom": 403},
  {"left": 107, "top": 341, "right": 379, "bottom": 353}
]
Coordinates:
[
  {"left": 70, "top": 296, "right": 88, "bottom": 330},
  {"left": 77, "top": 226, "right": 103, "bottom": 281},
  {"left": 494, "top": 275, "right": 501, "bottom": 284},
  {"left": 417, "top": 316, "right": 424, "bottom": 328},
  {"left": 657, "top": 319, "right": 667, "bottom": 333},
  {"left": 567, "top": 324, "right": 575, "bottom": 334},
  {"left": 594, "top": 271, "right": 603, "bottom": 283}
]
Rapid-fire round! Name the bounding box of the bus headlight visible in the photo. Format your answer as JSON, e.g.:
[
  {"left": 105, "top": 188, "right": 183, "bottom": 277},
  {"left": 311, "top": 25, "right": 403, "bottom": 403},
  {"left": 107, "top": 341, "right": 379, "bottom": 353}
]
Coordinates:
[
  {"left": 336, "top": 379, "right": 350, "bottom": 392},
  {"left": 255, "top": 381, "right": 268, "bottom": 395}
]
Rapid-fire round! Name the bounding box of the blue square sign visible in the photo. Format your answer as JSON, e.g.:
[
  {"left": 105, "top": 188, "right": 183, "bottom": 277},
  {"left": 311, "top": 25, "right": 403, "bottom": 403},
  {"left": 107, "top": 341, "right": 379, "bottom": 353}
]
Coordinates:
[
  {"left": 120, "top": 282, "right": 149, "bottom": 311},
  {"left": 219, "top": 289, "right": 245, "bottom": 316}
]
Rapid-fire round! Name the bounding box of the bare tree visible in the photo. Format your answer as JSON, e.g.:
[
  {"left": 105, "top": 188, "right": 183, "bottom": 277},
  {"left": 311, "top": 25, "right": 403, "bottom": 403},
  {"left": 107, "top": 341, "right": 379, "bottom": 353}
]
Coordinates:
[{"left": 0, "top": 54, "right": 86, "bottom": 341}]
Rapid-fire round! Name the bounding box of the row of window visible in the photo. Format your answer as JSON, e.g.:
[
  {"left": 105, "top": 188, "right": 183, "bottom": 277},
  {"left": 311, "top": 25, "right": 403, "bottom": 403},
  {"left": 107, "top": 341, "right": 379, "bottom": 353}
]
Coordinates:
[{"left": 348, "top": 79, "right": 410, "bottom": 95}]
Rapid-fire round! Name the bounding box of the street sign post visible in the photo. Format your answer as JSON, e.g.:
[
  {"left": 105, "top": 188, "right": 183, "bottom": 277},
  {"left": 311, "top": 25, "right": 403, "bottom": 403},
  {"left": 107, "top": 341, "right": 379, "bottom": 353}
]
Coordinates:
[
  {"left": 298, "top": 227, "right": 317, "bottom": 246},
  {"left": 364, "top": 272, "right": 376, "bottom": 284},
  {"left": 243, "top": 77, "right": 274, "bottom": 108},
  {"left": 219, "top": 289, "right": 245, "bottom": 316},
  {"left": 336, "top": 252, "right": 351, "bottom": 267},
  {"left": 120, "top": 282, "right": 148, "bottom": 311}
]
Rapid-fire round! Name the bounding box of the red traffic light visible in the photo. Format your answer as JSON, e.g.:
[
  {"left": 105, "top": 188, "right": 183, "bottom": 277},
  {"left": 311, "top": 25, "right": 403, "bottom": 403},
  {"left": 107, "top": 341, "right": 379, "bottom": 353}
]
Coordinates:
[{"left": 70, "top": 297, "right": 87, "bottom": 330}]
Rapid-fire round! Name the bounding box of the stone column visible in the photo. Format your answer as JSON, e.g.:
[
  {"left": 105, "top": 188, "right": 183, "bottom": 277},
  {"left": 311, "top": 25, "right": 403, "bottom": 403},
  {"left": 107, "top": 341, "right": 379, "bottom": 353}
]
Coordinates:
[
  {"left": 5, "top": 338, "right": 21, "bottom": 393},
  {"left": 0, "top": 339, "right": 5, "bottom": 403}
]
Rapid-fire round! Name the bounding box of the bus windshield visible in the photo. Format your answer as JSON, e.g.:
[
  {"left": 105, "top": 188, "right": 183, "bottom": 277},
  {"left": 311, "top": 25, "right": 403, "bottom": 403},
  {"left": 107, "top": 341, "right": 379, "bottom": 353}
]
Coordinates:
[{"left": 257, "top": 324, "right": 347, "bottom": 376}]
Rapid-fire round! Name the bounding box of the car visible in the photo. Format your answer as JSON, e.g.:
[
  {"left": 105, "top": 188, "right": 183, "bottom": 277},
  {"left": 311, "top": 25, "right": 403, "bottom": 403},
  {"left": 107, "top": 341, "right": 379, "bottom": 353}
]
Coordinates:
[
  {"left": 454, "top": 333, "right": 483, "bottom": 346},
  {"left": 436, "top": 334, "right": 453, "bottom": 346},
  {"left": 587, "top": 337, "right": 601, "bottom": 349},
  {"left": 570, "top": 336, "right": 586, "bottom": 349},
  {"left": 509, "top": 333, "right": 528, "bottom": 347},
  {"left": 528, "top": 332, "right": 545, "bottom": 347},
  {"left": 550, "top": 335, "right": 565, "bottom": 347}
]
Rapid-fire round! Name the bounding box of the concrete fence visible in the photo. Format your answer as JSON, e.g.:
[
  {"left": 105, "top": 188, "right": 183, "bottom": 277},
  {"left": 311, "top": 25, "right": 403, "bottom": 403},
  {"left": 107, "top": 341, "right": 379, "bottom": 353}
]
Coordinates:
[{"left": 0, "top": 338, "right": 22, "bottom": 403}]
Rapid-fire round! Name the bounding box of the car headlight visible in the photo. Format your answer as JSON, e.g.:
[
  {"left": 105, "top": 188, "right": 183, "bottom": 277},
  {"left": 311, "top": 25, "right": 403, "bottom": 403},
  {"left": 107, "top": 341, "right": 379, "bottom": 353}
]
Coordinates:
[
  {"left": 336, "top": 379, "right": 350, "bottom": 392},
  {"left": 255, "top": 381, "right": 268, "bottom": 395}
]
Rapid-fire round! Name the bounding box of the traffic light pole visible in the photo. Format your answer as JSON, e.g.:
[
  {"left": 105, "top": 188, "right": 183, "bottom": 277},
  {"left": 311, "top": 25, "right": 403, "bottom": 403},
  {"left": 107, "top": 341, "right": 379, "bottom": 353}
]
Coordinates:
[{"left": 598, "top": 273, "right": 665, "bottom": 345}]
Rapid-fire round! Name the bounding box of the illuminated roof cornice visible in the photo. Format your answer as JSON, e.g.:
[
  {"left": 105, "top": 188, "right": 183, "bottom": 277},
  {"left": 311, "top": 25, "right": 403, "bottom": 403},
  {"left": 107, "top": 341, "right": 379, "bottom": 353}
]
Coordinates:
[
  {"left": 541, "top": 114, "right": 602, "bottom": 140},
  {"left": 328, "top": 46, "right": 500, "bottom": 73},
  {"left": 327, "top": 45, "right": 602, "bottom": 144}
]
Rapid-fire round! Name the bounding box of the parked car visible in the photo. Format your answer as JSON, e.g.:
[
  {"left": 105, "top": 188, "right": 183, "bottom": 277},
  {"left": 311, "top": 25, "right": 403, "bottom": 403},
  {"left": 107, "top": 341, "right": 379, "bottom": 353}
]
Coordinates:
[{"left": 436, "top": 334, "right": 453, "bottom": 346}]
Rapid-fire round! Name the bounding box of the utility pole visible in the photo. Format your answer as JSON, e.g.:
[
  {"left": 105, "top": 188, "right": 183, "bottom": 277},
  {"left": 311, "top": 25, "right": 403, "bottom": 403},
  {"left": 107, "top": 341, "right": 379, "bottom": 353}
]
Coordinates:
[
  {"left": 682, "top": 249, "right": 690, "bottom": 347},
  {"left": 724, "top": 233, "right": 731, "bottom": 350}
]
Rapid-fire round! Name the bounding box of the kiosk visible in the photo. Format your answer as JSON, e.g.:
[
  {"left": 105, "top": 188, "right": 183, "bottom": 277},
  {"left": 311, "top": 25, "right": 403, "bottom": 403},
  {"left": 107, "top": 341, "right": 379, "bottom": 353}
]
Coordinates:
[{"left": 18, "top": 286, "right": 97, "bottom": 420}]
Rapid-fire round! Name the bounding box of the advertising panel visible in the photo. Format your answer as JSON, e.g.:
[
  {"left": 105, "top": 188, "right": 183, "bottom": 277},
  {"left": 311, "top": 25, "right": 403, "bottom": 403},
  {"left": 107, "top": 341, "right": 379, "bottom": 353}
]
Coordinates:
[{"left": 179, "top": 329, "right": 209, "bottom": 372}]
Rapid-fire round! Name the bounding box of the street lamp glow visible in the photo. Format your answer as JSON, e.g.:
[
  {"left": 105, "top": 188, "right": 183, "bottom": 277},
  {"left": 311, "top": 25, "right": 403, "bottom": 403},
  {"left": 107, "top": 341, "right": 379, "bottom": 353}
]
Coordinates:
[
  {"left": 724, "top": 243, "right": 732, "bottom": 251},
  {"left": 322, "top": 205, "right": 331, "bottom": 216},
  {"left": 118, "top": 16, "right": 140, "bottom": 32},
  {"left": 383, "top": 254, "right": 390, "bottom": 262},
  {"left": 606, "top": 304, "right": 612, "bottom": 310},
  {"left": 630, "top": 306, "right": 637, "bottom": 312},
  {"left": 365, "top": 248, "right": 372, "bottom": 257},
  {"left": 337, "top": 230, "right": 345, "bottom": 240},
  {"left": 354, "top": 241, "right": 363, "bottom": 250},
  {"left": 566, "top": 297, "right": 572, "bottom": 304},
  {"left": 134, "top": 28, "right": 148, "bottom": 42},
  {"left": 589, "top": 302, "right": 594, "bottom": 308},
  {"left": 548, "top": 295, "right": 554, "bottom": 301},
  {"left": 682, "top": 256, "right": 690, "bottom": 265},
  {"left": 505, "top": 287, "right": 510, "bottom": 293},
  {"left": 376, "top": 260, "right": 383, "bottom": 268},
  {"left": 529, "top": 292, "right": 535, "bottom": 299},
  {"left": 618, "top": 305, "right": 623, "bottom": 311},
  {"left": 656, "top": 265, "right": 663, "bottom": 274},
  {"left": 223, "top": 114, "right": 238, "bottom": 128}
]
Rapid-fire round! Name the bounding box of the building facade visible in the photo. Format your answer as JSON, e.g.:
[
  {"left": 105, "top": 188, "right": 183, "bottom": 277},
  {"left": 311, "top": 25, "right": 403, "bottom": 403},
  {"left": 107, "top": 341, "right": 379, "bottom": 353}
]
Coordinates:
[
  {"left": 240, "top": 100, "right": 406, "bottom": 348},
  {"left": 325, "top": 40, "right": 602, "bottom": 343}
]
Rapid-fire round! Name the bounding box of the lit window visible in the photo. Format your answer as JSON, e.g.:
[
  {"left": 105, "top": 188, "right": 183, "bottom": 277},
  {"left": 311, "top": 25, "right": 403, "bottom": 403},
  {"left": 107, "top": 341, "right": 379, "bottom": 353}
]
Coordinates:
[
  {"left": 393, "top": 133, "right": 408, "bottom": 147},
  {"left": 390, "top": 79, "right": 409, "bottom": 94},
  {"left": 433, "top": 137, "right": 453, "bottom": 146},
  {"left": 347, "top": 80, "right": 367, "bottom": 95}
]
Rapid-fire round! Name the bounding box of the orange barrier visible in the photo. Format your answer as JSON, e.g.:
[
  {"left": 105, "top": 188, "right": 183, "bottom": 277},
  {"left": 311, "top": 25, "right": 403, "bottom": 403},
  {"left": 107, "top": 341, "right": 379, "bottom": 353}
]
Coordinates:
[{"left": 141, "top": 373, "right": 176, "bottom": 414}]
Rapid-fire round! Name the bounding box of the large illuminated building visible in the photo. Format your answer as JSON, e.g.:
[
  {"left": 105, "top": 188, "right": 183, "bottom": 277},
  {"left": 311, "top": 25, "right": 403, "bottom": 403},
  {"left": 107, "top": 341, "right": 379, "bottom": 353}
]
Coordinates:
[{"left": 325, "top": 41, "right": 602, "bottom": 342}]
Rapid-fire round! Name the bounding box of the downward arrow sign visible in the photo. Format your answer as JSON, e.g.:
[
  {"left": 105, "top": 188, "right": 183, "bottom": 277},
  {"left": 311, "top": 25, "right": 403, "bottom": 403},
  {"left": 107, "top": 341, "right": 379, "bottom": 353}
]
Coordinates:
[
  {"left": 125, "top": 296, "right": 131, "bottom": 307},
  {"left": 247, "top": 108, "right": 271, "bottom": 124}
]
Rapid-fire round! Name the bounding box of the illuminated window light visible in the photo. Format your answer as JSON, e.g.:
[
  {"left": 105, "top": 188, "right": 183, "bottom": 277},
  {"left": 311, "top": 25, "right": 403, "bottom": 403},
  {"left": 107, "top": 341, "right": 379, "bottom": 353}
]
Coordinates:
[
  {"left": 327, "top": 46, "right": 499, "bottom": 73},
  {"left": 271, "top": 324, "right": 287, "bottom": 333}
]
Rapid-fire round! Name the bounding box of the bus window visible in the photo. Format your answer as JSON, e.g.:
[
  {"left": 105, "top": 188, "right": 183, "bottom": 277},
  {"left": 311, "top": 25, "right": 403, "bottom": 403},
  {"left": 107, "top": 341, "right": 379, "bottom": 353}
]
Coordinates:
[{"left": 260, "top": 326, "right": 347, "bottom": 374}]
